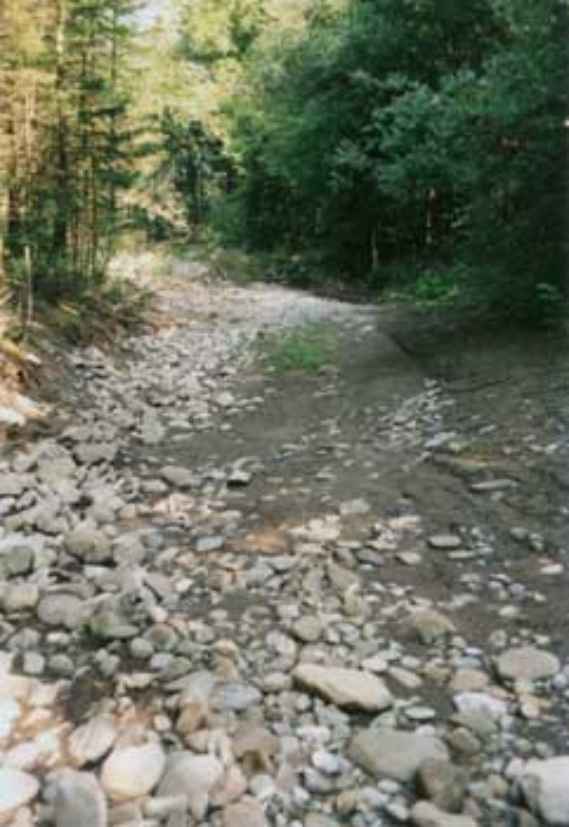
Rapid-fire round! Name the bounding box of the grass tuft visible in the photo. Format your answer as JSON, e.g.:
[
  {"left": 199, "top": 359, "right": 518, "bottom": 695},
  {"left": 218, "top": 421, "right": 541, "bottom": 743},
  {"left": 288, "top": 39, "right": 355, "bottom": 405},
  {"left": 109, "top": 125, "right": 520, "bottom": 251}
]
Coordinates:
[{"left": 259, "top": 324, "right": 338, "bottom": 374}]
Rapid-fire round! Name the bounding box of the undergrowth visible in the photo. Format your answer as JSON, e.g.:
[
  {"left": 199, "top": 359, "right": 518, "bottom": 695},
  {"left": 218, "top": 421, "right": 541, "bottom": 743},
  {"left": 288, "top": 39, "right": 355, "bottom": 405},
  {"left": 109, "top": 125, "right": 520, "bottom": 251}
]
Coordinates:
[
  {"left": 259, "top": 324, "right": 338, "bottom": 374},
  {"left": 29, "top": 278, "right": 153, "bottom": 346}
]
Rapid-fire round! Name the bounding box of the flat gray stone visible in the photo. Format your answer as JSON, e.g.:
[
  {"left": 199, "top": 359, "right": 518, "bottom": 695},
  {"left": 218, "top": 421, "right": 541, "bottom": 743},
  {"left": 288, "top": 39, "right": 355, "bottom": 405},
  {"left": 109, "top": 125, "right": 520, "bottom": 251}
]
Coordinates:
[
  {"left": 428, "top": 534, "right": 462, "bottom": 551},
  {"left": 397, "top": 551, "right": 423, "bottom": 566},
  {"left": 0, "top": 546, "right": 35, "bottom": 577},
  {"left": 449, "top": 711, "right": 497, "bottom": 739},
  {"left": 3, "top": 584, "right": 40, "bottom": 612},
  {"left": 37, "top": 592, "right": 88, "bottom": 629},
  {"left": 194, "top": 535, "right": 225, "bottom": 553},
  {"left": 339, "top": 498, "right": 371, "bottom": 516},
  {"left": 158, "top": 753, "right": 223, "bottom": 821},
  {"left": 294, "top": 665, "right": 392, "bottom": 712},
  {"left": 65, "top": 526, "right": 113, "bottom": 564},
  {"left": 410, "top": 610, "right": 456, "bottom": 644},
  {"left": 161, "top": 466, "right": 196, "bottom": 488},
  {"left": 174, "top": 670, "right": 217, "bottom": 703},
  {"left": 326, "top": 561, "right": 359, "bottom": 590},
  {"left": 0, "top": 475, "right": 31, "bottom": 497},
  {"left": 74, "top": 442, "right": 118, "bottom": 465},
  {"left": 349, "top": 729, "right": 448, "bottom": 782},
  {"left": 69, "top": 715, "right": 118, "bottom": 767},
  {"left": 23, "top": 651, "right": 45, "bottom": 675},
  {"left": 210, "top": 682, "right": 262, "bottom": 712},
  {"left": 417, "top": 759, "right": 467, "bottom": 812},
  {"left": 223, "top": 797, "right": 267, "bottom": 827},
  {"left": 450, "top": 669, "right": 489, "bottom": 693},
  {"left": 453, "top": 691, "right": 508, "bottom": 721},
  {"left": 54, "top": 769, "right": 107, "bottom": 827},
  {"left": 37, "top": 448, "right": 76, "bottom": 484},
  {"left": 411, "top": 801, "right": 478, "bottom": 827},
  {"left": 470, "top": 479, "right": 516, "bottom": 493},
  {"left": 292, "top": 616, "right": 323, "bottom": 643},
  {"left": 520, "top": 757, "right": 569, "bottom": 826},
  {"left": 496, "top": 647, "right": 560, "bottom": 683},
  {"left": 88, "top": 611, "right": 138, "bottom": 640}
]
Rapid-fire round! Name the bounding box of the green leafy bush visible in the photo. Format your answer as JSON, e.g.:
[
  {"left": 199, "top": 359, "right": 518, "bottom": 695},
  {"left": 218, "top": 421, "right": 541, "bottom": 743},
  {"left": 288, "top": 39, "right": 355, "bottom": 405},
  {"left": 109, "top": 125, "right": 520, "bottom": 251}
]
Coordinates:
[{"left": 222, "top": 0, "right": 568, "bottom": 323}]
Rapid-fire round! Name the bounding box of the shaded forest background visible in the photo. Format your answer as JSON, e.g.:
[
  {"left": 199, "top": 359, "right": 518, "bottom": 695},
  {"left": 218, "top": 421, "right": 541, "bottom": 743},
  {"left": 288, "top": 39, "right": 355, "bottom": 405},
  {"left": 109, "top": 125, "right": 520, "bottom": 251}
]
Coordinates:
[{"left": 0, "top": 0, "right": 567, "bottom": 330}]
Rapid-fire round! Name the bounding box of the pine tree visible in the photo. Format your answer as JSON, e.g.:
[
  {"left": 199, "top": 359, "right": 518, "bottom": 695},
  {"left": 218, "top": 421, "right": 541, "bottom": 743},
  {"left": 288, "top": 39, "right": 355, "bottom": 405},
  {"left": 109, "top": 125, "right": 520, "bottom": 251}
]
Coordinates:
[{"left": 0, "top": 0, "right": 137, "bottom": 306}]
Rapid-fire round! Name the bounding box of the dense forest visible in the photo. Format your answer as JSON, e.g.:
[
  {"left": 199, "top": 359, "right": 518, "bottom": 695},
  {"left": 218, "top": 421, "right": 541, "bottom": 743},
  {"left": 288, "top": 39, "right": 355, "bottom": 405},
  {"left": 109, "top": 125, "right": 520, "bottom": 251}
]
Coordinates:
[
  {"left": 0, "top": 0, "right": 138, "bottom": 313},
  {"left": 0, "top": 0, "right": 567, "bottom": 323}
]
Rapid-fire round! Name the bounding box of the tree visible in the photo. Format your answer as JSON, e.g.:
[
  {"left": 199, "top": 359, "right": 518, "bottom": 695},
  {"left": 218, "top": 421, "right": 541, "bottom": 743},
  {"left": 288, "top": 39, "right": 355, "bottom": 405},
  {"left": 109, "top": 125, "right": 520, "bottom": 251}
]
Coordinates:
[
  {"left": 224, "top": 0, "right": 568, "bottom": 317},
  {"left": 0, "top": 0, "right": 137, "bottom": 308},
  {"left": 0, "top": 0, "right": 58, "bottom": 317},
  {"left": 155, "top": 109, "right": 235, "bottom": 234}
]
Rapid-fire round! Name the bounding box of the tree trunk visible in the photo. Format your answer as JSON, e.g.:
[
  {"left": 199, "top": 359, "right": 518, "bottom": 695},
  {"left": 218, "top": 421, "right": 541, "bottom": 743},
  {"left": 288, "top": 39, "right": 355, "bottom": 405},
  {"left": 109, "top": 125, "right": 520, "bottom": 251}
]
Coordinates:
[{"left": 53, "top": 0, "right": 69, "bottom": 259}]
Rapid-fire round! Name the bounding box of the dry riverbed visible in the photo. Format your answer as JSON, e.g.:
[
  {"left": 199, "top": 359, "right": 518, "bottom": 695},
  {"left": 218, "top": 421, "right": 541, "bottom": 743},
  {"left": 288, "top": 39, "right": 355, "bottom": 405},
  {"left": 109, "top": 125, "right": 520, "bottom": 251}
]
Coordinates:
[{"left": 0, "top": 251, "right": 568, "bottom": 826}]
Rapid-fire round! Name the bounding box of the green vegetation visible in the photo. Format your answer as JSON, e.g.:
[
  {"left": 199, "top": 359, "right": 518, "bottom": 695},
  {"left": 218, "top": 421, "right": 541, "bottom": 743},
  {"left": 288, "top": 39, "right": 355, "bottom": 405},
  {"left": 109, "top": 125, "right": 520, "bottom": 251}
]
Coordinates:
[
  {"left": 220, "top": 0, "right": 568, "bottom": 322},
  {"left": 1, "top": 0, "right": 138, "bottom": 317},
  {"left": 260, "top": 324, "right": 338, "bottom": 373},
  {"left": 206, "top": 248, "right": 265, "bottom": 284},
  {"left": 1, "top": 0, "right": 566, "bottom": 332},
  {"left": 29, "top": 277, "right": 152, "bottom": 346}
]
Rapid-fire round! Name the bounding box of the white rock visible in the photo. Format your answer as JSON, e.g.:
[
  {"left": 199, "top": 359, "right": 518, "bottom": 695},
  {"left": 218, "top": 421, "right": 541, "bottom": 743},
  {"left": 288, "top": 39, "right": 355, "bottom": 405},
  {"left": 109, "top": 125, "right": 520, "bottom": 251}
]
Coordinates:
[
  {"left": 3, "top": 742, "right": 42, "bottom": 771},
  {"left": 0, "top": 698, "right": 22, "bottom": 739},
  {"left": 339, "top": 499, "right": 371, "bottom": 516},
  {"left": 101, "top": 741, "right": 165, "bottom": 801},
  {"left": 312, "top": 750, "right": 343, "bottom": 776},
  {"left": 144, "top": 795, "right": 187, "bottom": 818},
  {"left": 210, "top": 764, "right": 248, "bottom": 807},
  {"left": 470, "top": 479, "right": 516, "bottom": 492},
  {"left": 158, "top": 753, "right": 224, "bottom": 820},
  {"left": 54, "top": 769, "right": 107, "bottom": 827},
  {"left": 496, "top": 647, "right": 560, "bottom": 683},
  {"left": 249, "top": 774, "right": 277, "bottom": 800},
  {"left": 69, "top": 715, "right": 117, "bottom": 767},
  {"left": 37, "top": 592, "right": 87, "bottom": 629},
  {"left": 453, "top": 692, "right": 508, "bottom": 721},
  {"left": 3, "top": 584, "right": 40, "bottom": 613},
  {"left": 0, "top": 675, "right": 33, "bottom": 702},
  {"left": 361, "top": 655, "right": 389, "bottom": 674},
  {"left": 0, "top": 768, "right": 39, "bottom": 817},
  {"left": 34, "top": 724, "right": 68, "bottom": 768},
  {"left": 161, "top": 466, "right": 196, "bottom": 488},
  {"left": 6, "top": 807, "right": 33, "bottom": 827},
  {"left": 0, "top": 407, "right": 25, "bottom": 427},
  {"left": 428, "top": 534, "right": 462, "bottom": 550},
  {"left": 223, "top": 797, "right": 267, "bottom": 827},
  {"left": 520, "top": 756, "right": 569, "bottom": 825}
]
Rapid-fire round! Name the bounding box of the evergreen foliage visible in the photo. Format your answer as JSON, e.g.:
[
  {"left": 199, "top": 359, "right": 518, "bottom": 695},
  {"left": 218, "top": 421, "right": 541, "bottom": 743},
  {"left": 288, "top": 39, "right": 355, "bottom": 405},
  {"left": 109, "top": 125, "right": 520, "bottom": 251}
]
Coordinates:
[
  {"left": 155, "top": 110, "right": 235, "bottom": 234},
  {"left": 1, "top": 0, "right": 566, "bottom": 324},
  {"left": 0, "top": 0, "right": 137, "bottom": 310}
]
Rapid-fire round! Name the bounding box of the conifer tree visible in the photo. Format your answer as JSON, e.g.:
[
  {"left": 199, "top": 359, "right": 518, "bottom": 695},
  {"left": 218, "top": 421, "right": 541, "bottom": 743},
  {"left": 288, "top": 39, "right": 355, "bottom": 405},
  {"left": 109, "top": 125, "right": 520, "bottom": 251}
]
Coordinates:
[{"left": 0, "top": 0, "right": 137, "bottom": 306}]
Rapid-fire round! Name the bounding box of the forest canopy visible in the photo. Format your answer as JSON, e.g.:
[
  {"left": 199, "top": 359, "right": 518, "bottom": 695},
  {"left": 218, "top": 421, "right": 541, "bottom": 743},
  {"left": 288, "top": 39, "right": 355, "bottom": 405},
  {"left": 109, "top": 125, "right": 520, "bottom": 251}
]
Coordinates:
[
  {"left": 219, "top": 0, "right": 568, "bottom": 318},
  {"left": 0, "top": 0, "right": 567, "bottom": 323}
]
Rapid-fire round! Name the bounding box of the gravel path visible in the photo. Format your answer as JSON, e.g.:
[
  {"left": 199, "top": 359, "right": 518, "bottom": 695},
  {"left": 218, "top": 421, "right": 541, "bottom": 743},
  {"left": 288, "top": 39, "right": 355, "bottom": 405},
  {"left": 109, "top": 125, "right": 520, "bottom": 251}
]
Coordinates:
[{"left": 0, "top": 253, "right": 567, "bottom": 827}]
